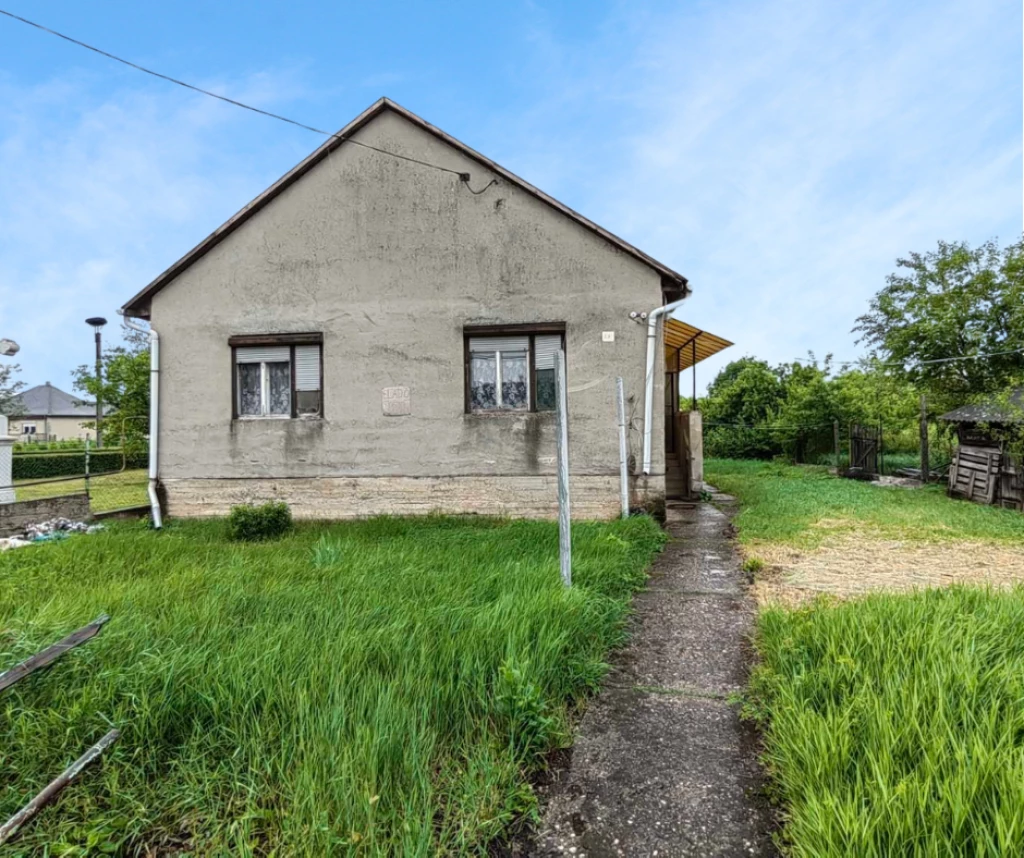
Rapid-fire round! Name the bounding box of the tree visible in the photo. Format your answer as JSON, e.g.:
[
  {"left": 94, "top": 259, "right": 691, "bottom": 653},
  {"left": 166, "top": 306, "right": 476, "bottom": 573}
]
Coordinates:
[
  {"left": 0, "top": 361, "right": 25, "bottom": 417},
  {"left": 853, "top": 238, "right": 1024, "bottom": 412},
  {"left": 702, "top": 358, "right": 787, "bottom": 458},
  {"left": 73, "top": 324, "right": 150, "bottom": 449}
]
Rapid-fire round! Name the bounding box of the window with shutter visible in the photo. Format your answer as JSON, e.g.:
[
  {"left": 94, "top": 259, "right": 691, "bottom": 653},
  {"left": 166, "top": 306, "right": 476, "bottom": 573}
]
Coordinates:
[
  {"left": 464, "top": 326, "right": 565, "bottom": 413},
  {"left": 229, "top": 334, "right": 322, "bottom": 419}
]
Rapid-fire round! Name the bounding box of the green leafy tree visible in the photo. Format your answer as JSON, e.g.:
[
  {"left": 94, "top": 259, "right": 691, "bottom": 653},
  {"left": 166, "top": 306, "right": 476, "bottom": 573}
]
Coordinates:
[
  {"left": 73, "top": 324, "right": 149, "bottom": 450},
  {"left": 702, "top": 358, "right": 787, "bottom": 458},
  {"left": 853, "top": 238, "right": 1024, "bottom": 412},
  {"left": 0, "top": 361, "right": 25, "bottom": 417}
]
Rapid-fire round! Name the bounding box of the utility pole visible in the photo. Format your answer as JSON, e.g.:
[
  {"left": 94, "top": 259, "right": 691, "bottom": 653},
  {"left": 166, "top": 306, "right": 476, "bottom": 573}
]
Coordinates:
[{"left": 85, "top": 318, "right": 107, "bottom": 448}]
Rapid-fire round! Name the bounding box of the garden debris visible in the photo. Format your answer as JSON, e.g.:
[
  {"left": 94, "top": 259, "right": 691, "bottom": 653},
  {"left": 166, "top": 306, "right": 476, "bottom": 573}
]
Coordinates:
[
  {"left": 0, "top": 537, "right": 31, "bottom": 551},
  {"left": 0, "top": 519, "right": 102, "bottom": 551},
  {"left": 0, "top": 615, "right": 112, "bottom": 695},
  {"left": 24, "top": 518, "right": 103, "bottom": 541},
  {"left": 0, "top": 729, "right": 120, "bottom": 847}
]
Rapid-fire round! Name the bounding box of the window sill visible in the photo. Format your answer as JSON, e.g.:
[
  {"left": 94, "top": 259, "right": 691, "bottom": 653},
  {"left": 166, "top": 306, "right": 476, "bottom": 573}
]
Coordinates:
[
  {"left": 464, "top": 410, "right": 556, "bottom": 419},
  {"left": 233, "top": 415, "right": 324, "bottom": 422}
]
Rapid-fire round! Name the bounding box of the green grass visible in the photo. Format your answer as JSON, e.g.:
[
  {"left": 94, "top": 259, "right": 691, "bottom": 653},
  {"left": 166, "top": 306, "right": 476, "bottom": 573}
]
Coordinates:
[
  {"left": 705, "top": 459, "right": 1024, "bottom": 547},
  {"left": 749, "top": 587, "right": 1024, "bottom": 857},
  {"left": 0, "top": 515, "right": 663, "bottom": 856},
  {"left": 14, "top": 469, "right": 149, "bottom": 514}
]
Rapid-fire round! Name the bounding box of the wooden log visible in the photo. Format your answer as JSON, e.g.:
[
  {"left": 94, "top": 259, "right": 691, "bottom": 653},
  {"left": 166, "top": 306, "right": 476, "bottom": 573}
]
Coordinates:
[
  {"left": 0, "top": 616, "right": 110, "bottom": 695},
  {"left": 0, "top": 729, "right": 120, "bottom": 847}
]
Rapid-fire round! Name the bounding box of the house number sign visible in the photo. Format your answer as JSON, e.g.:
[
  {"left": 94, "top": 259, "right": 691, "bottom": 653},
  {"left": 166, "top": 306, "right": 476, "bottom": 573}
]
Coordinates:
[{"left": 382, "top": 386, "right": 411, "bottom": 416}]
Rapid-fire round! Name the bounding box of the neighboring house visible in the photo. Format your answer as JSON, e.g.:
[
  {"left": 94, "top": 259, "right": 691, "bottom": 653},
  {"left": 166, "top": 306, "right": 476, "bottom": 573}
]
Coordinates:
[
  {"left": 7, "top": 383, "right": 97, "bottom": 442},
  {"left": 121, "top": 98, "right": 711, "bottom": 519},
  {"left": 941, "top": 388, "right": 1024, "bottom": 511}
]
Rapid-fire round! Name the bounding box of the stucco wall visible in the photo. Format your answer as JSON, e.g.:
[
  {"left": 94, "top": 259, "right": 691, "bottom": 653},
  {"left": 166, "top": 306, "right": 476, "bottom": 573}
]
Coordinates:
[{"left": 149, "top": 108, "right": 669, "bottom": 516}]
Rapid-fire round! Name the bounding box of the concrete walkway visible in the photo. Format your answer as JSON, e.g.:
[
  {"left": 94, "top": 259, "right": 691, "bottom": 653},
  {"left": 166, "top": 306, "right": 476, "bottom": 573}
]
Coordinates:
[{"left": 533, "top": 499, "right": 777, "bottom": 857}]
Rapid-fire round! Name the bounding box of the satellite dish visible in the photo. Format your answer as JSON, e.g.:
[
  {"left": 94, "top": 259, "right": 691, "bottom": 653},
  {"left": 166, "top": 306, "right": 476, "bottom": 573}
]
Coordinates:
[{"left": 0, "top": 339, "right": 19, "bottom": 357}]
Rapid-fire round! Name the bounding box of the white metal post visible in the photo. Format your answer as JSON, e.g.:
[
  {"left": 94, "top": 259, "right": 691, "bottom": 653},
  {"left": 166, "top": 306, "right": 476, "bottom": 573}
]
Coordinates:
[
  {"left": 616, "top": 377, "right": 629, "bottom": 519},
  {"left": 555, "top": 349, "right": 572, "bottom": 587}
]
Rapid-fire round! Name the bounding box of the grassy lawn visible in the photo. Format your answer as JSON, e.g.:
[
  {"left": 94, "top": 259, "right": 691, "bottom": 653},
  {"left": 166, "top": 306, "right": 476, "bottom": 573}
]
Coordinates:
[
  {"left": 706, "top": 458, "right": 1024, "bottom": 548},
  {"left": 14, "top": 469, "right": 149, "bottom": 514},
  {"left": 749, "top": 588, "right": 1024, "bottom": 856},
  {"left": 0, "top": 515, "right": 663, "bottom": 855},
  {"left": 711, "top": 459, "right": 1024, "bottom": 855}
]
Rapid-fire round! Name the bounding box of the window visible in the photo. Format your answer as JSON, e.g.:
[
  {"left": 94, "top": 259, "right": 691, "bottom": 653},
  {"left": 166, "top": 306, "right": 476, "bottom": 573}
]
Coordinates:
[
  {"left": 229, "top": 333, "right": 322, "bottom": 419},
  {"left": 465, "top": 325, "right": 565, "bottom": 413},
  {"left": 21, "top": 423, "right": 36, "bottom": 435}
]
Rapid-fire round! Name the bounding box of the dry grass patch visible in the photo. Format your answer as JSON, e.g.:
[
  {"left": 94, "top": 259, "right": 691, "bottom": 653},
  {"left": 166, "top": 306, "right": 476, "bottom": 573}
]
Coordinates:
[{"left": 750, "top": 526, "right": 1024, "bottom": 605}]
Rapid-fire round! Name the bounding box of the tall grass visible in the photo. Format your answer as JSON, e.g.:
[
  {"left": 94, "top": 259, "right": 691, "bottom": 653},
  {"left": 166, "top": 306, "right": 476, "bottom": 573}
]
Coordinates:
[
  {"left": 748, "top": 587, "right": 1024, "bottom": 857},
  {"left": 0, "top": 515, "right": 664, "bottom": 855},
  {"left": 706, "top": 459, "right": 1024, "bottom": 547}
]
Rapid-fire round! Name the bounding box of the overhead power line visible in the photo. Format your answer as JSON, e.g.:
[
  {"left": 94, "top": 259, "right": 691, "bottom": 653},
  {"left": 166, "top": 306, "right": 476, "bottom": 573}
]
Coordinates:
[
  {"left": 0, "top": 8, "right": 482, "bottom": 183},
  {"left": 790, "top": 347, "right": 1024, "bottom": 369}
]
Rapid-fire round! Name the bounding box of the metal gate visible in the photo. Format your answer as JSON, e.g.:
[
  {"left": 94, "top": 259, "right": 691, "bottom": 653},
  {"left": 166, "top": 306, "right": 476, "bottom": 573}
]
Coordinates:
[{"left": 850, "top": 424, "right": 880, "bottom": 474}]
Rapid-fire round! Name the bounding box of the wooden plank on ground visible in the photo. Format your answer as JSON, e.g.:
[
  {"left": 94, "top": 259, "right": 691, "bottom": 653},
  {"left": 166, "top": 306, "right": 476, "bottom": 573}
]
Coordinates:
[
  {"left": 0, "top": 729, "right": 120, "bottom": 847},
  {"left": 0, "top": 616, "right": 110, "bottom": 695}
]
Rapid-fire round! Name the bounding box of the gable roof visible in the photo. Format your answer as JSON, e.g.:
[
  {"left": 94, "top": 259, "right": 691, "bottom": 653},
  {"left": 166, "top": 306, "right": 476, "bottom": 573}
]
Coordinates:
[
  {"left": 13, "top": 383, "right": 96, "bottom": 418},
  {"left": 940, "top": 388, "right": 1024, "bottom": 425},
  {"left": 122, "top": 98, "right": 688, "bottom": 317}
]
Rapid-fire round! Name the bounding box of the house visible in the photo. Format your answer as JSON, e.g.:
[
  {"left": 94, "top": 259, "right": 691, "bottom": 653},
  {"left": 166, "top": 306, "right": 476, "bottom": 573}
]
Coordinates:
[
  {"left": 940, "top": 389, "right": 1024, "bottom": 510},
  {"left": 6, "top": 383, "right": 97, "bottom": 442},
  {"left": 121, "top": 98, "right": 724, "bottom": 520}
]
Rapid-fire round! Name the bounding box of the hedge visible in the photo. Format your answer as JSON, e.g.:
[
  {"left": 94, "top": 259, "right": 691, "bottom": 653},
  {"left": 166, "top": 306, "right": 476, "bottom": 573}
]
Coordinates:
[{"left": 13, "top": 451, "right": 148, "bottom": 480}]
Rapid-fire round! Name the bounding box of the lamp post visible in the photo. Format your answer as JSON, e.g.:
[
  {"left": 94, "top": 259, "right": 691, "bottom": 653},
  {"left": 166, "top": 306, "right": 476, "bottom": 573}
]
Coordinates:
[{"left": 85, "top": 317, "right": 107, "bottom": 448}]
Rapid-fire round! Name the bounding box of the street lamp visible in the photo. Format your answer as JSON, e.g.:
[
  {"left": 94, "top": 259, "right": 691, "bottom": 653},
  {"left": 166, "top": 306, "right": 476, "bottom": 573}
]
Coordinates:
[
  {"left": 0, "top": 339, "right": 18, "bottom": 357},
  {"left": 86, "top": 317, "right": 107, "bottom": 447}
]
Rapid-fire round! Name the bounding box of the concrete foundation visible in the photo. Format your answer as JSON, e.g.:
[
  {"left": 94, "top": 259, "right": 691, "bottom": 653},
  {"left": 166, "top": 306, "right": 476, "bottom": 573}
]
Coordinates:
[{"left": 163, "top": 474, "right": 665, "bottom": 520}]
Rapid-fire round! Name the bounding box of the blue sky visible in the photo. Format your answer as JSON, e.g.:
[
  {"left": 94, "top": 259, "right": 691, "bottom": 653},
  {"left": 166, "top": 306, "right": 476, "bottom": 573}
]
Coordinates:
[{"left": 0, "top": 0, "right": 1020, "bottom": 393}]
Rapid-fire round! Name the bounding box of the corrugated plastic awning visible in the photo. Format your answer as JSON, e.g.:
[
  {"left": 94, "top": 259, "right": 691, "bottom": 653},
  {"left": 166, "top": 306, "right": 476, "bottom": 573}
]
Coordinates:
[{"left": 664, "top": 319, "right": 733, "bottom": 371}]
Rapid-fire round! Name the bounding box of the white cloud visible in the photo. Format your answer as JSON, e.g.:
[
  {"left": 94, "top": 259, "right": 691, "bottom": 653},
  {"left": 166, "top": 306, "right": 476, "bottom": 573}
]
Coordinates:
[
  {"left": 0, "top": 67, "right": 314, "bottom": 389},
  {"left": 485, "top": 0, "right": 1022, "bottom": 389}
]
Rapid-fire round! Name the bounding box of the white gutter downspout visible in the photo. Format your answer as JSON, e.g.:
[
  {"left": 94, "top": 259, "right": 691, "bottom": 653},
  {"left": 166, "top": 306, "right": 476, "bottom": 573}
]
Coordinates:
[
  {"left": 118, "top": 310, "right": 162, "bottom": 529},
  {"left": 642, "top": 294, "right": 690, "bottom": 475}
]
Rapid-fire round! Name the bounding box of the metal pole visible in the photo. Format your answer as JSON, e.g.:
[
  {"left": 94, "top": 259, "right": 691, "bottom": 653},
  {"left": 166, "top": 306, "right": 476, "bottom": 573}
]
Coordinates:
[
  {"left": 94, "top": 329, "right": 103, "bottom": 448},
  {"left": 691, "top": 338, "right": 697, "bottom": 411},
  {"left": 84, "top": 438, "right": 90, "bottom": 502},
  {"left": 555, "top": 349, "right": 571, "bottom": 587},
  {"left": 920, "top": 395, "right": 929, "bottom": 481},
  {"left": 616, "top": 377, "right": 629, "bottom": 519}
]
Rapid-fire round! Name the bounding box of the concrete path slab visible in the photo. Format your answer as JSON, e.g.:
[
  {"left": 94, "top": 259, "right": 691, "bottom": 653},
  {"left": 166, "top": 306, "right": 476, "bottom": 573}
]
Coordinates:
[{"left": 532, "top": 501, "right": 776, "bottom": 857}]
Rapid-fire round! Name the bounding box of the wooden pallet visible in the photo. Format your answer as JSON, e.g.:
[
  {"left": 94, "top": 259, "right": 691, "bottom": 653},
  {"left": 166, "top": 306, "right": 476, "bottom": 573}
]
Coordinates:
[{"left": 948, "top": 445, "right": 1002, "bottom": 505}]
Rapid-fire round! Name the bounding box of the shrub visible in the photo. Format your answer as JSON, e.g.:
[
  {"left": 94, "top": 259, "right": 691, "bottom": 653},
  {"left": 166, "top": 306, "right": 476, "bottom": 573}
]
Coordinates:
[
  {"left": 227, "top": 501, "right": 293, "bottom": 541},
  {"left": 13, "top": 450, "right": 148, "bottom": 480}
]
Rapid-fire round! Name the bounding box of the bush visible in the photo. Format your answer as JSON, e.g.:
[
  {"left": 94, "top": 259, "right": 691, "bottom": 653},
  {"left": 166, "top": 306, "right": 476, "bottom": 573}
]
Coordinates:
[
  {"left": 227, "top": 501, "right": 293, "bottom": 541},
  {"left": 12, "top": 450, "right": 148, "bottom": 480}
]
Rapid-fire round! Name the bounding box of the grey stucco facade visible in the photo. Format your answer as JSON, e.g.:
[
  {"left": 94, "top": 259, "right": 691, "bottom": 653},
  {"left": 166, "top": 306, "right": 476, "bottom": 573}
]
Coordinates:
[{"left": 125, "top": 101, "right": 685, "bottom": 519}]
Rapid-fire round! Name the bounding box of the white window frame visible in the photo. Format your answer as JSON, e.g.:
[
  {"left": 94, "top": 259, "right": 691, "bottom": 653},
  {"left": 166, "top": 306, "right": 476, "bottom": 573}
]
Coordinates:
[
  {"left": 465, "top": 328, "right": 565, "bottom": 413},
  {"left": 490, "top": 347, "right": 529, "bottom": 410},
  {"left": 21, "top": 422, "right": 37, "bottom": 435},
  {"left": 237, "top": 360, "right": 291, "bottom": 420}
]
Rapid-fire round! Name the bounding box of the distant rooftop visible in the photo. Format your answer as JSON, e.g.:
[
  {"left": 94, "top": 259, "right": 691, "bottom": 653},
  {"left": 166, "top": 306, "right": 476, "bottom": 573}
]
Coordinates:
[{"left": 11, "top": 383, "right": 96, "bottom": 418}]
